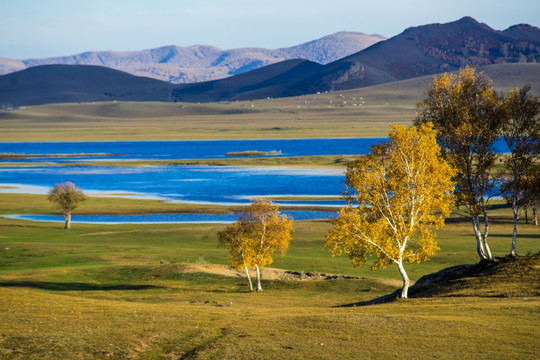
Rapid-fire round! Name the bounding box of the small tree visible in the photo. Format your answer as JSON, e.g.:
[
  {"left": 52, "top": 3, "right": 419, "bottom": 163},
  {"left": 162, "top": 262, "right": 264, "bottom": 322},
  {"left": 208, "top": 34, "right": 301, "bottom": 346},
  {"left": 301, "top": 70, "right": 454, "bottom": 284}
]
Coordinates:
[
  {"left": 47, "top": 182, "right": 87, "bottom": 229},
  {"left": 218, "top": 199, "right": 293, "bottom": 292},
  {"left": 324, "top": 124, "right": 455, "bottom": 298},
  {"left": 217, "top": 221, "right": 255, "bottom": 291},
  {"left": 500, "top": 85, "right": 540, "bottom": 255},
  {"left": 415, "top": 67, "right": 506, "bottom": 262}
]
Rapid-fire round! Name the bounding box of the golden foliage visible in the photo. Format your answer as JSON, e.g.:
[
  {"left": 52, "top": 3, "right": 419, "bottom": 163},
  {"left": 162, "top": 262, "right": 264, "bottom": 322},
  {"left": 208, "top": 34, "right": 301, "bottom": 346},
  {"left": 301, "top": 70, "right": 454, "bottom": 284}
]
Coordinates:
[
  {"left": 415, "top": 66, "right": 505, "bottom": 215},
  {"left": 218, "top": 199, "right": 293, "bottom": 270},
  {"left": 325, "top": 124, "right": 455, "bottom": 270}
]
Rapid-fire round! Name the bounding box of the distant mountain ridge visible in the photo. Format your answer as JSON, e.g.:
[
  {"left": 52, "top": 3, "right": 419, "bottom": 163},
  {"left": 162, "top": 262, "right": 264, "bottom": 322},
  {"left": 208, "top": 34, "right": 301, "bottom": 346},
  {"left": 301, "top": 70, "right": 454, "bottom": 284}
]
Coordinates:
[
  {"left": 0, "top": 32, "right": 385, "bottom": 84},
  {"left": 1, "top": 17, "right": 539, "bottom": 107},
  {"left": 172, "top": 17, "right": 540, "bottom": 101}
]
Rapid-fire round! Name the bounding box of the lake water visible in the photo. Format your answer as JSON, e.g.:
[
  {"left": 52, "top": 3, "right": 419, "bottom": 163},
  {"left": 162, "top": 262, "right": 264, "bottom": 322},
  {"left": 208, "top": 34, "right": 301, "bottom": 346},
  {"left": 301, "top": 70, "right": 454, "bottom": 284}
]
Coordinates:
[
  {"left": 0, "top": 164, "right": 344, "bottom": 206},
  {"left": 0, "top": 138, "right": 372, "bottom": 223},
  {"left": 0, "top": 138, "right": 386, "bottom": 163},
  {"left": 3, "top": 211, "right": 337, "bottom": 225},
  {"left": 0, "top": 138, "right": 510, "bottom": 223}
]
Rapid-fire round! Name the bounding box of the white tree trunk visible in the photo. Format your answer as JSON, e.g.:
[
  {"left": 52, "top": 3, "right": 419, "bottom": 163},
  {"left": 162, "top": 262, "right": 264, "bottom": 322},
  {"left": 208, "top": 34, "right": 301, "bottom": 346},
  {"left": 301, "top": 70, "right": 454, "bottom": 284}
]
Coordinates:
[
  {"left": 510, "top": 199, "right": 519, "bottom": 256},
  {"left": 533, "top": 204, "right": 538, "bottom": 226},
  {"left": 396, "top": 260, "right": 410, "bottom": 299},
  {"left": 472, "top": 216, "right": 487, "bottom": 260},
  {"left": 64, "top": 212, "right": 71, "bottom": 229},
  {"left": 482, "top": 210, "right": 493, "bottom": 261},
  {"left": 243, "top": 265, "right": 254, "bottom": 292},
  {"left": 472, "top": 215, "right": 493, "bottom": 261},
  {"left": 255, "top": 264, "right": 263, "bottom": 292}
]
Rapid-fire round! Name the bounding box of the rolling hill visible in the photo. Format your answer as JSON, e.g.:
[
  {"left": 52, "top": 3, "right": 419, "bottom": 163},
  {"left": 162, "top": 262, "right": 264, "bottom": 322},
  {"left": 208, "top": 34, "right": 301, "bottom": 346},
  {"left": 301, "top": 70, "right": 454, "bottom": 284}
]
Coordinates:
[
  {"left": 0, "top": 32, "right": 385, "bottom": 84},
  {"left": 0, "top": 65, "right": 174, "bottom": 106}
]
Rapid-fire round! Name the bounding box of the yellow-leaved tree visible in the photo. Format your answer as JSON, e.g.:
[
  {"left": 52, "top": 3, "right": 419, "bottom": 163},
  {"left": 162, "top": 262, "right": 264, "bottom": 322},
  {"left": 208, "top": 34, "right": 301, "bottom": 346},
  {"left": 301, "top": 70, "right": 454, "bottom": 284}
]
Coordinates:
[
  {"left": 415, "top": 67, "right": 506, "bottom": 262},
  {"left": 324, "top": 124, "right": 455, "bottom": 298},
  {"left": 218, "top": 199, "right": 293, "bottom": 292}
]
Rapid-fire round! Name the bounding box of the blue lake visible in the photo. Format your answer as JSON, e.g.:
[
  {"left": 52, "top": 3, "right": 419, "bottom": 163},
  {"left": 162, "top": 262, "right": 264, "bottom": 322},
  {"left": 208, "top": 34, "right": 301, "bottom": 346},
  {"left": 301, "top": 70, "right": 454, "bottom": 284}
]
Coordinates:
[
  {"left": 0, "top": 138, "right": 363, "bottom": 223},
  {"left": 0, "top": 138, "right": 510, "bottom": 223},
  {"left": 0, "top": 164, "right": 344, "bottom": 206},
  {"left": 3, "top": 211, "right": 337, "bottom": 224},
  {"left": 0, "top": 138, "right": 386, "bottom": 163}
]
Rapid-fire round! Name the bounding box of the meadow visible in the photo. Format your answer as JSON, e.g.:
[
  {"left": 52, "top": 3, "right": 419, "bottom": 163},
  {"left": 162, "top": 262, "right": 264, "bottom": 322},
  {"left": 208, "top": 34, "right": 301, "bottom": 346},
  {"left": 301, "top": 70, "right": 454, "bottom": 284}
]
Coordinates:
[
  {"left": 0, "top": 192, "right": 539, "bottom": 359},
  {"left": 1, "top": 69, "right": 539, "bottom": 359}
]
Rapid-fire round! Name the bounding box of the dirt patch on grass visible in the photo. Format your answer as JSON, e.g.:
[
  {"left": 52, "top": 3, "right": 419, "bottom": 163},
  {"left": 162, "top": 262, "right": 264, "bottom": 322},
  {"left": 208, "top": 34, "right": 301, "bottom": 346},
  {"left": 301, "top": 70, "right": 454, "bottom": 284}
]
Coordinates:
[{"left": 184, "top": 263, "right": 362, "bottom": 281}]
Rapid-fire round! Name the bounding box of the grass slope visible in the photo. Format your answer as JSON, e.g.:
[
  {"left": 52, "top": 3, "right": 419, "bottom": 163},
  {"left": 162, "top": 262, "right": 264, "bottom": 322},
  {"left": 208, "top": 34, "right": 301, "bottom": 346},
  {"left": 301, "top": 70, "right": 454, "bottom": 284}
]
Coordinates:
[
  {"left": 410, "top": 253, "right": 540, "bottom": 298},
  {"left": 0, "top": 193, "right": 539, "bottom": 359}
]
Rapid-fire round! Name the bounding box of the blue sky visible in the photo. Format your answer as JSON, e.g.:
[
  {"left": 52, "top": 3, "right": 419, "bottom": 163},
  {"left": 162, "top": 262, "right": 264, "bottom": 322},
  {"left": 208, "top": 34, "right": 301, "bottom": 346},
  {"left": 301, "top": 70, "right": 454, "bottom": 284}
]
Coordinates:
[{"left": 1, "top": 0, "right": 539, "bottom": 59}]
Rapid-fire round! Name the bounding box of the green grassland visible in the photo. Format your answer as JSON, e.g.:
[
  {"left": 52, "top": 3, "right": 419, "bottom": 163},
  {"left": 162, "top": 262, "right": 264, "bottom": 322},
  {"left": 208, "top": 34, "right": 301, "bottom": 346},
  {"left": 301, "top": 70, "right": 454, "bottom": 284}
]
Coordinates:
[
  {"left": 1, "top": 64, "right": 540, "bottom": 358},
  {"left": 0, "top": 192, "right": 539, "bottom": 359}
]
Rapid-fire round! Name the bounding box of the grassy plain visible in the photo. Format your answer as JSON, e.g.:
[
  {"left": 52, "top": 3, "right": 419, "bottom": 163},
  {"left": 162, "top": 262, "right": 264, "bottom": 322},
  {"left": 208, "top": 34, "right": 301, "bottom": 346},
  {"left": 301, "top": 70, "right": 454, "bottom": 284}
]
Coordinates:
[
  {"left": 0, "top": 193, "right": 539, "bottom": 359},
  {"left": 0, "top": 82, "right": 418, "bottom": 141},
  {"left": 1, "top": 66, "right": 540, "bottom": 358}
]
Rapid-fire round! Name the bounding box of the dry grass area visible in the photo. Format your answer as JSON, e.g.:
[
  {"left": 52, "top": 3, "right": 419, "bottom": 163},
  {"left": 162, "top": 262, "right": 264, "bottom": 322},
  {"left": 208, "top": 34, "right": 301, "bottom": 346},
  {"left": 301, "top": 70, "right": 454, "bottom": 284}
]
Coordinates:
[
  {"left": 2, "top": 63, "right": 538, "bottom": 142},
  {"left": 0, "top": 275, "right": 538, "bottom": 359},
  {"left": 411, "top": 253, "right": 540, "bottom": 298},
  {"left": 0, "top": 79, "right": 421, "bottom": 141}
]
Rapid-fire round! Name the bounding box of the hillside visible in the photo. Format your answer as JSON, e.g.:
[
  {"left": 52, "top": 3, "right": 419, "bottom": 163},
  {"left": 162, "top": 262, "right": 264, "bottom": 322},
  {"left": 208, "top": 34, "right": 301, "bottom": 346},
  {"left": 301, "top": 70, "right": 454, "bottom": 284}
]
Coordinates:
[
  {"left": 410, "top": 253, "right": 540, "bottom": 298},
  {"left": 344, "top": 253, "right": 540, "bottom": 306},
  {"left": 0, "top": 64, "right": 174, "bottom": 106},
  {"left": 172, "top": 59, "right": 324, "bottom": 102},
  {"left": 1, "top": 61, "right": 538, "bottom": 112},
  {"left": 0, "top": 32, "right": 385, "bottom": 84},
  {"left": 2, "top": 18, "right": 539, "bottom": 106},
  {"left": 172, "top": 17, "right": 540, "bottom": 101}
]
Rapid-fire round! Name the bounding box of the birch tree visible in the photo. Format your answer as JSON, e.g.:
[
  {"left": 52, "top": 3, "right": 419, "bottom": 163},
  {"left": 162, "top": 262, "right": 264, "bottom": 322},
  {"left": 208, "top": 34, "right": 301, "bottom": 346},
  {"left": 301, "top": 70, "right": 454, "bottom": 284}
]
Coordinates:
[
  {"left": 501, "top": 85, "right": 540, "bottom": 255},
  {"left": 325, "top": 124, "right": 455, "bottom": 298},
  {"left": 217, "top": 222, "right": 255, "bottom": 292},
  {"left": 218, "top": 199, "right": 293, "bottom": 292},
  {"left": 415, "top": 67, "right": 506, "bottom": 262},
  {"left": 47, "top": 182, "right": 87, "bottom": 229}
]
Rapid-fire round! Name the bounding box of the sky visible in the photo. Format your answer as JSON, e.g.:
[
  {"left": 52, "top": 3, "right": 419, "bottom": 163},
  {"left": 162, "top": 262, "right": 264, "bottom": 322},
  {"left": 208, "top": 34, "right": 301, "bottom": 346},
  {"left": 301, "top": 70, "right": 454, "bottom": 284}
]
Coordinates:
[{"left": 1, "top": 0, "right": 539, "bottom": 59}]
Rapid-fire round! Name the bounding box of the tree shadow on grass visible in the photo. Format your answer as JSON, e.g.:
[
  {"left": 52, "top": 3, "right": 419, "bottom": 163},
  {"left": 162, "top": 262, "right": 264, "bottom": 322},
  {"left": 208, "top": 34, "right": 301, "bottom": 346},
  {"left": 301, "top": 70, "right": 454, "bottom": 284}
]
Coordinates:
[
  {"left": 336, "top": 255, "right": 540, "bottom": 307},
  {"left": 335, "top": 290, "right": 401, "bottom": 307},
  {"left": 0, "top": 280, "right": 162, "bottom": 291}
]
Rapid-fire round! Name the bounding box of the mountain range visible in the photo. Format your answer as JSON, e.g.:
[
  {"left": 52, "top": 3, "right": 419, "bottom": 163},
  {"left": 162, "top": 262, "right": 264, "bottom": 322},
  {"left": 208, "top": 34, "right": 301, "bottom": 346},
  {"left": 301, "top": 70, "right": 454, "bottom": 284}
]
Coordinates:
[
  {"left": 1, "top": 17, "right": 539, "bottom": 106},
  {"left": 0, "top": 32, "right": 385, "bottom": 84},
  {"left": 170, "top": 16, "right": 540, "bottom": 102}
]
